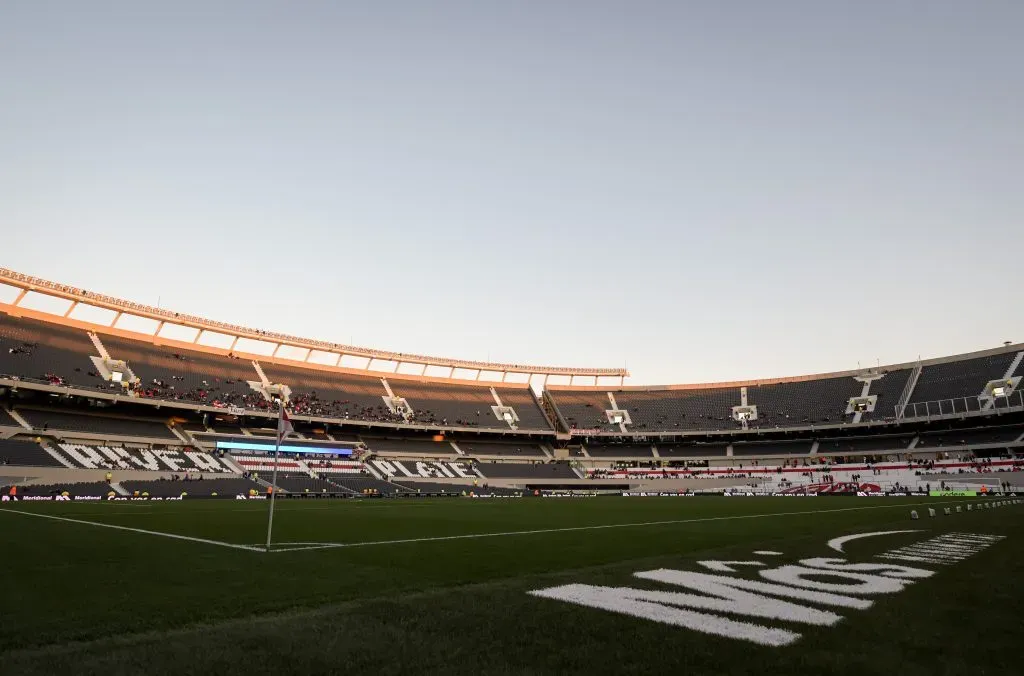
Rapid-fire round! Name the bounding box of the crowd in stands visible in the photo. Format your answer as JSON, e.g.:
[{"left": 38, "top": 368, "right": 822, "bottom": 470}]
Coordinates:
[
  {"left": 288, "top": 391, "right": 407, "bottom": 423},
  {"left": 288, "top": 390, "right": 500, "bottom": 428},
  {"left": 133, "top": 378, "right": 274, "bottom": 411}
]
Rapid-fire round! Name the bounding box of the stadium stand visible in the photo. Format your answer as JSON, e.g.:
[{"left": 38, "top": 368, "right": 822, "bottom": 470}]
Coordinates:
[
  {"left": 583, "top": 442, "right": 654, "bottom": 458},
  {"left": 748, "top": 377, "right": 863, "bottom": 428},
  {"left": 0, "top": 408, "right": 22, "bottom": 427},
  {"left": 905, "top": 352, "right": 1019, "bottom": 413},
  {"left": 121, "top": 477, "right": 262, "bottom": 497},
  {"left": 260, "top": 362, "right": 398, "bottom": 422},
  {"left": 493, "top": 386, "right": 552, "bottom": 430},
  {"left": 15, "top": 408, "right": 178, "bottom": 439},
  {"left": 387, "top": 379, "right": 503, "bottom": 428},
  {"left": 49, "top": 443, "right": 232, "bottom": 472},
  {"left": 268, "top": 473, "right": 353, "bottom": 494},
  {"left": 0, "top": 438, "right": 63, "bottom": 467},
  {"left": 206, "top": 420, "right": 245, "bottom": 435},
  {"left": 99, "top": 333, "right": 269, "bottom": 409},
  {"left": 861, "top": 369, "right": 914, "bottom": 421},
  {"left": 915, "top": 423, "right": 1024, "bottom": 449},
  {"left": 612, "top": 387, "right": 741, "bottom": 431},
  {"left": 457, "top": 441, "right": 547, "bottom": 457},
  {"left": 391, "top": 480, "right": 496, "bottom": 494},
  {"left": 731, "top": 440, "right": 814, "bottom": 456},
  {"left": 362, "top": 437, "right": 457, "bottom": 454},
  {"left": 474, "top": 461, "right": 578, "bottom": 480},
  {"left": 655, "top": 442, "right": 729, "bottom": 458},
  {"left": 330, "top": 477, "right": 411, "bottom": 495},
  {"left": 546, "top": 390, "right": 621, "bottom": 432},
  {"left": 0, "top": 314, "right": 104, "bottom": 390},
  {"left": 2, "top": 481, "right": 112, "bottom": 497},
  {"left": 815, "top": 434, "right": 915, "bottom": 454}
]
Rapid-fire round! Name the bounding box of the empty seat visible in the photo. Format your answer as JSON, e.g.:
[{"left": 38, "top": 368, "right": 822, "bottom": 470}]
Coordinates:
[{"left": 0, "top": 439, "right": 64, "bottom": 467}]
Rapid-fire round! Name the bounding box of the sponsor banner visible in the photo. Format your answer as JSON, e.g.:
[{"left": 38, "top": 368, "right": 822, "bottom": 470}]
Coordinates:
[
  {"left": 528, "top": 529, "right": 1010, "bottom": 647},
  {"left": 622, "top": 491, "right": 695, "bottom": 497},
  {"left": 929, "top": 491, "right": 977, "bottom": 497},
  {"left": 2, "top": 495, "right": 184, "bottom": 502}
]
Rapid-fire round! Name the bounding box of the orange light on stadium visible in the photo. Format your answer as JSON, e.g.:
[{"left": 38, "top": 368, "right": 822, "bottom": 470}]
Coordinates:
[{"left": 432, "top": 434, "right": 445, "bottom": 442}]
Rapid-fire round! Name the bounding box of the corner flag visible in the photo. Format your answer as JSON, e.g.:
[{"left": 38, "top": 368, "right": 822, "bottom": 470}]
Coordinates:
[{"left": 277, "top": 408, "right": 294, "bottom": 445}]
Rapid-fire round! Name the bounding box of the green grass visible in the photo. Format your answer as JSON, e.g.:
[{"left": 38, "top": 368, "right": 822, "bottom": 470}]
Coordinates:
[{"left": 0, "top": 496, "right": 1021, "bottom": 675}]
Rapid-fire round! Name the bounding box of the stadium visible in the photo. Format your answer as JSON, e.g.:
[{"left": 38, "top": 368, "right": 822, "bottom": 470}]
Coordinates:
[
  {"left": 3, "top": 2, "right": 1023, "bottom": 674},
  {"left": 1, "top": 267, "right": 1022, "bottom": 674}
]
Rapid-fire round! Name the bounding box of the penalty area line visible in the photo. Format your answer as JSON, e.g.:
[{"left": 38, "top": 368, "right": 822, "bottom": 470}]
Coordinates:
[
  {"left": 267, "top": 499, "right": 967, "bottom": 553},
  {"left": 0, "top": 508, "right": 263, "bottom": 553}
]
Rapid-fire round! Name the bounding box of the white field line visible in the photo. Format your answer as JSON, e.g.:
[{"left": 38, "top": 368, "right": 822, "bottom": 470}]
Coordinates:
[
  {"left": 0, "top": 509, "right": 264, "bottom": 552},
  {"left": 264, "top": 500, "right": 976, "bottom": 553},
  {"left": 0, "top": 499, "right": 992, "bottom": 555}
]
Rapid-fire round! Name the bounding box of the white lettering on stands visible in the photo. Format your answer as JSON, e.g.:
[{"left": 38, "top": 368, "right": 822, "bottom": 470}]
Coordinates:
[
  {"left": 58, "top": 444, "right": 106, "bottom": 468},
  {"left": 372, "top": 459, "right": 476, "bottom": 480},
  {"left": 154, "top": 449, "right": 183, "bottom": 472},
  {"left": 55, "top": 443, "right": 228, "bottom": 473},
  {"left": 185, "top": 451, "right": 227, "bottom": 473}
]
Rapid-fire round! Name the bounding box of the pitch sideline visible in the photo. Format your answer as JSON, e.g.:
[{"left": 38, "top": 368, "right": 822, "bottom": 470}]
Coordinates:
[{"left": 0, "top": 499, "right": 995, "bottom": 554}]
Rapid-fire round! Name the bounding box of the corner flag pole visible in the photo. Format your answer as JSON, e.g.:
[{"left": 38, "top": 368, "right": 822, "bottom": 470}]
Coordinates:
[{"left": 265, "top": 403, "right": 285, "bottom": 551}]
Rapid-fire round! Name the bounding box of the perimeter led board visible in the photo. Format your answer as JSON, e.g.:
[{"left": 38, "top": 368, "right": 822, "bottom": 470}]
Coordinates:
[{"left": 215, "top": 441, "right": 353, "bottom": 456}]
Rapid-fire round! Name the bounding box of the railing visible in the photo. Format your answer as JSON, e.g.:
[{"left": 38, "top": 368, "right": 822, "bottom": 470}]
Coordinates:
[
  {"left": 899, "top": 390, "right": 1024, "bottom": 421},
  {"left": 895, "top": 363, "right": 923, "bottom": 418}
]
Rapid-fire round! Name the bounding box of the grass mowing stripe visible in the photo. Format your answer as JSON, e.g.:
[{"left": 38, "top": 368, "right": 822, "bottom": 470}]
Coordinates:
[
  {"left": 266, "top": 500, "right": 967, "bottom": 552},
  {"left": 0, "top": 510, "right": 937, "bottom": 660},
  {"left": 0, "top": 508, "right": 264, "bottom": 552},
  {"left": 0, "top": 498, "right": 978, "bottom": 556}
]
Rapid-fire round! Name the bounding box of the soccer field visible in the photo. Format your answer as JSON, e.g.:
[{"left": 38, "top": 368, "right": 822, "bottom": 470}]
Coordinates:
[{"left": 1, "top": 496, "right": 1021, "bottom": 675}]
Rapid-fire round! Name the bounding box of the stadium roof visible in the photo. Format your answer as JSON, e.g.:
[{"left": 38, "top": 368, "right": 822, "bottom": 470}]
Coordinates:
[{"left": 0, "top": 267, "right": 628, "bottom": 382}]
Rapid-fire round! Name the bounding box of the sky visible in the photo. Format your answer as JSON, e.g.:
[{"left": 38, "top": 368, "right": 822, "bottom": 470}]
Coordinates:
[{"left": 1, "top": 0, "right": 1022, "bottom": 386}]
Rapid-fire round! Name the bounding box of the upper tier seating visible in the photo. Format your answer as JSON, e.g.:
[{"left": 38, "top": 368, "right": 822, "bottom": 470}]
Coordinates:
[
  {"left": 548, "top": 390, "right": 621, "bottom": 432},
  {"left": 492, "top": 386, "right": 552, "bottom": 430},
  {"left": 861, "top": 369, "right": 914, "bottom": 421},
  {"left": 260, "top": 362, "right": 397, "bottom": 421},
  {"left": 99, "top": 334, "right": 268, "bottom": 409},
  {"left": 748, "top": 377, "right": 863, "bottom": 428},
  {"left": 612, "top": 388, "right": 741, "bottom": 431},
  {"left": 15, "top": 408, "right": 177, "bottom": 440},
  {"left": 905, "top": 352, "right": 1019, "bottom": 413},
  {"left": 474, "top": 461, "right": 578, "bottom": 480},
  {"left": 387, "top": 380, "right": 503, "bottom": 429},
  {"left": 0, "top": 439, "right": 63, "bottom": 467},
  {"left": 0, "top": 314, "right": 104, "bottom": 390}
]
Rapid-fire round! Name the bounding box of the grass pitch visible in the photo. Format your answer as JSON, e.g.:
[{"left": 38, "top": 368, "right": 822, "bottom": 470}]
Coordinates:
[{"left": 0, "top": 496, "right": 1020, "bottom": 675}]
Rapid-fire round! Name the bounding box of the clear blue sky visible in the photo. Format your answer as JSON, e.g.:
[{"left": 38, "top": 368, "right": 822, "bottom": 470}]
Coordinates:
[{"left": 1, "top": 0, "right": 1021, "bottom": 385}]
